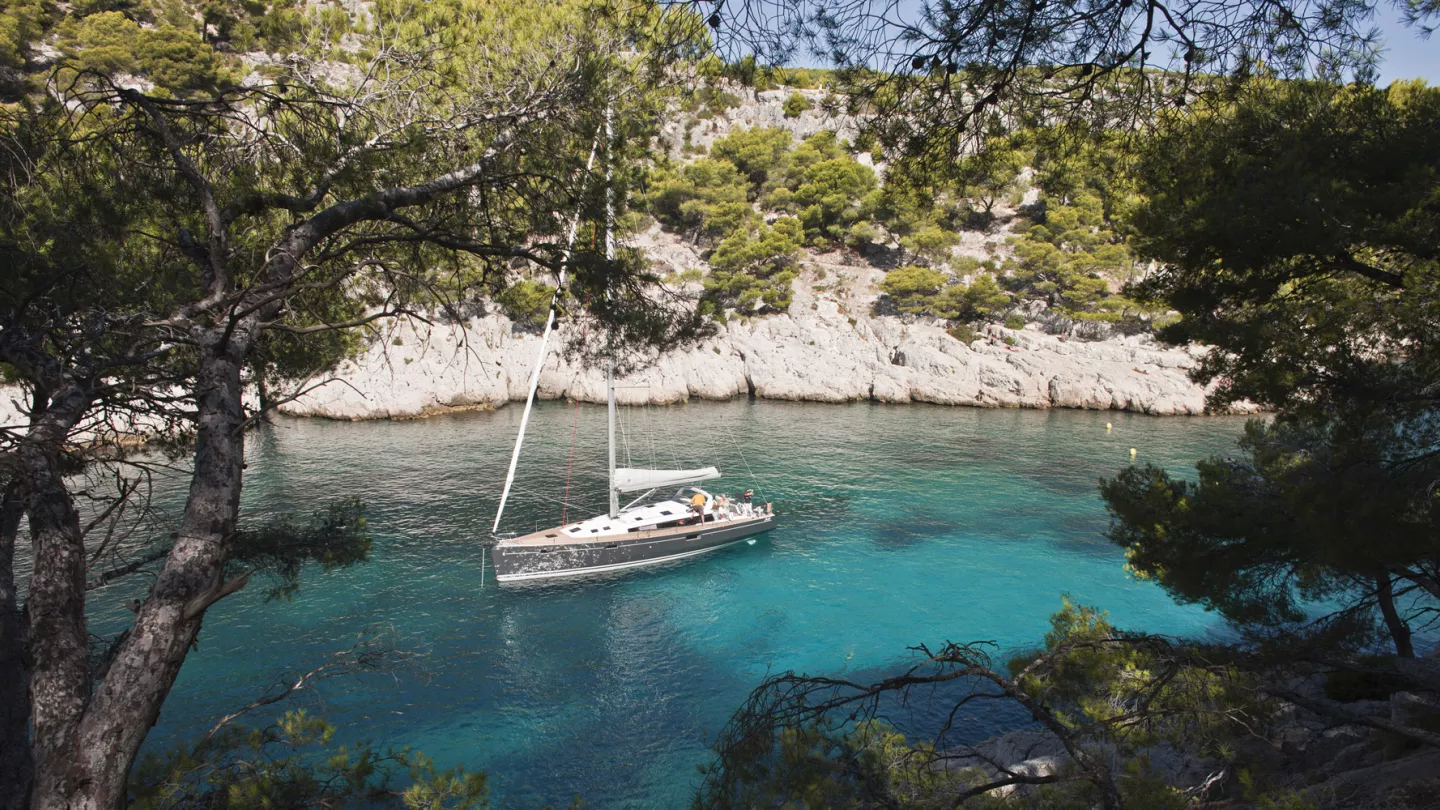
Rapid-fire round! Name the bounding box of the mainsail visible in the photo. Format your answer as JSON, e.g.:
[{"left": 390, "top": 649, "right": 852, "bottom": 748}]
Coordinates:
[
  {"left": 490, "top": 126, "right": 602, "bottom": 536},
  {"left": 613, "top": 467, "right": 721, "bottom": 494}
]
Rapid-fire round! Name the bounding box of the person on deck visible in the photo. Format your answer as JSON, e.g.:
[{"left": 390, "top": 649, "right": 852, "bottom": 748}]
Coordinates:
[
  {"left": 690, "top": 492, "right": 706, "bottom": 523},
  {"left": 741, "top": 489, "right": 753, "bottom": 516}
]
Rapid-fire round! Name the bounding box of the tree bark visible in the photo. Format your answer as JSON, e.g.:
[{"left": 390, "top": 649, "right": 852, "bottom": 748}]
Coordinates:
[
  {"left": 47, "top": 328, "right": 254, "bottom": 810},
  {"left": 19, "top": 91, "right": 534, "bottom": 810},
  {"left": 0, "top": 480, "right": 32, "bottom": 810},
  {"left": 20, "top": 389, "right": 95, "bottom": 810},
  {"left": 1375, "top": 573, "right": 1414, "bottom": 658}
]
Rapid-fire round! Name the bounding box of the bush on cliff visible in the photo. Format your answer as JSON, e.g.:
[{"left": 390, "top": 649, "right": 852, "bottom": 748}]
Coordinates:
[
  {"left": 879, "top": 265, "right": 946, "bottom": 314},
  {"left": 495, "top": 280, "right": 555, "bottom": 328},
  {"left": 703, "top": 216, "right": 804, "bottom": 313},
  {"left": 940, "top": 273, "right": 1010, "bottom": 321},
  {"left": 880, "top": 266, "right": 1010, "bottom": 322},
  {"left": 1004, "top": 190, "right": 1137, "bottom": 317},
  {"left": 782, "top": 92, "right": 812, "bottom": 118},
  {"left": 642, "top": 157, "right": 752, "bottom": 242},
  {"left": 769, "top": 131, "right": 879, "bottom": 246},
  {"left": 709, "top": 126, "right": 792, "bottom": 196}
]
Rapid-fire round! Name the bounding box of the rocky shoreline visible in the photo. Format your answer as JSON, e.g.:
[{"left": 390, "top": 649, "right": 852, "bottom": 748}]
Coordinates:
[
  {"left": 276, "top": 299, "right": 1251, "bottom": 421},
  {"left": 0, "top": 305, "right": 1249, "bottom": 435}
]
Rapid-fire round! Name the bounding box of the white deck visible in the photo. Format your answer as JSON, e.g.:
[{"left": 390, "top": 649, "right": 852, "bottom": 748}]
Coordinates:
[{"left": 500, "top": 487, "right": 768, "bottom": 547}]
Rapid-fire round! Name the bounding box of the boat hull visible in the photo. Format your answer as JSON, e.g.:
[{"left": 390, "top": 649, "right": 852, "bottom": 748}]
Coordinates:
[{"left": 492, "top": 515, "right": 775, "bottom": 583}]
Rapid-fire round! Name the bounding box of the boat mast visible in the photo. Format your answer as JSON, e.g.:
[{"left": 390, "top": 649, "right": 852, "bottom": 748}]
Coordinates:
[
  {"left": 605, "top": 104, "right": 619, "bottom": 519},
  {"left": 491, "top": 127, "right": 603, "bottom": 536}
]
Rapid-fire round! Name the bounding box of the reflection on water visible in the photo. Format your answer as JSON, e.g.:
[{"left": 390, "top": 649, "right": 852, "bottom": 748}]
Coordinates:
[{"left": 97, "top": 400, "right": 1249, "bottom": 808}]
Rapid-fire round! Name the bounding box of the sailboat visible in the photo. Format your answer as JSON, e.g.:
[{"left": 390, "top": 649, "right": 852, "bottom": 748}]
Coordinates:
[{"left": 488, "top": 114, "right": 776, "bottom": 584}]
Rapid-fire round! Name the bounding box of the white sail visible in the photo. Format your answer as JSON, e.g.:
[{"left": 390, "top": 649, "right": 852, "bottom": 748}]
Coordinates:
[
  {"left": 491, "top": 128, "right": 603, "bottom": 536},
  {"left": 613, "top": 467, "right": 721, "bottom": 494}
]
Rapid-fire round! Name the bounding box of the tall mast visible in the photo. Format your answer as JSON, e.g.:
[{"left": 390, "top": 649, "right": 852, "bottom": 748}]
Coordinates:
[
  {"left": 491, "top": 128, "right": 603, "bottom": 536},
  {"left": 605, "top": 104, "right": 619, "bottom": 519}
]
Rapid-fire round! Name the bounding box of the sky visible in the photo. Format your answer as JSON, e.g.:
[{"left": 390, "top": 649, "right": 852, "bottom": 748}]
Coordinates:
[
  {"left": 1375, "top": 6, "right": 1439, "bottom": 84},
  {"left": 766, "top": 1, "right": 1437, "bottom": 85}
]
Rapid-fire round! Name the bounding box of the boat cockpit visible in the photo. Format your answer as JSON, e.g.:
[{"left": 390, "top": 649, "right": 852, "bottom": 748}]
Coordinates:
[{"left": 555, "top": 486, "right": 764, "bottom": 539}]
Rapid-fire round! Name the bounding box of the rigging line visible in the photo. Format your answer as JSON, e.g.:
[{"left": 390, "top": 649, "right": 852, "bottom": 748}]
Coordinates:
[
  {"left": 624, "top": 398, "right": 633, "bottom": 467},
  {"left": 561, "top": 316, "right": 593, "bottom": 525},
  {"left": 733, "top": 439, "right": 768, "bottom": 503},
  {"left": 646, "top": 396, "right": 656, "bottom": 470},
  {"left": 491, "top": 124, "right": 604, "bottom": 536},
  {"left": 561, "top": 397, "right": 581, "bottom": 525}
]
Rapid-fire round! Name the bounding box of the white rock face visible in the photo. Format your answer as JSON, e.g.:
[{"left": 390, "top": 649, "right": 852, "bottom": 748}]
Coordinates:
[
  {"left": 275, "top": 301, "right": 1245, "bottom": 420},
  {"left": 661, "top": 87, "right": 861, "bottom": 159}
]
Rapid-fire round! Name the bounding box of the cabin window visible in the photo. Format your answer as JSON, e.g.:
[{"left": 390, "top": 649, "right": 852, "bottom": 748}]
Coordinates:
[
  {"left": 605, "top": 543, "right": 618, "bottom": 548},
  {"left": 545, "top": 533, "right": 557, "bottom": 538},
  {"left": 660, "top": 510, "right": 672, "bottom": 516},
  {"left": 685, "top": 534, "right": 698, "bottom": 540}
]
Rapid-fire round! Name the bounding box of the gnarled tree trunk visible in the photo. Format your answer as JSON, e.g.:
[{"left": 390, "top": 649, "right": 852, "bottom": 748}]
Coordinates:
[
  {"left": 39, "top": 329, "right": 254, "bottom": 810},
  {"left": 0, "top": 480, "right": 31, "bottom": 810},
  {"left": 20, "top": 390, "right": 96, "bottom": 810},
  {"left": 1376, "top": 573, "right": 1414, "bottom": 659}
]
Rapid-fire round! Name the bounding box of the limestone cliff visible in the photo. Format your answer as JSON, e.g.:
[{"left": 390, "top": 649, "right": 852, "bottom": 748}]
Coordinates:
[
  {"left": 275, "top": 295, "right": 1242, "bottom": 420},
  {"left": 275, "top": 217, "right": 1250, "bottom": 420}
]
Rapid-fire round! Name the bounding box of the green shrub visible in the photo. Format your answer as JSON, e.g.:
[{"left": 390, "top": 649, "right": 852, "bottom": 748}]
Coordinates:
[
  {"left": 777, "top": 133, "right": 877, "bottom": 245},
  {"left": 879, "top": 265, "right": 946, "bottom": 314},
  {"left": 0, "top": 0, "right": 45, "bottom": 71},
  {"left": 782, "top": 92, "right": 812, "bottom": 118},
  {"left": 496, "top": 279, "right": 555, "bottom": 328},
  {"left": 1004, "top": 313, "right": 1026, "bottom": 330},
  {"left": 57, "top": 12, "right": 227, "bottom": 94},
  {"left": 710, "top": 127, "right": 792, "bottom": 195},
  {"left": 898, "top": 224, "right": 957, "bottom": 265},
  {"left": 704, "top": 216, "right": 804, "bottom": 313},
  {"left": 947, "top": 323, "right": 978, "bottom": 344},
  {"left": 642, "top": 158, "right": 750, "bottom": 240},
  {"left": 686, "top": 85, "right": 742, "bottom": 119},
  {"left": 948, "top": 274, "right": 1008, "bottom": 318}
]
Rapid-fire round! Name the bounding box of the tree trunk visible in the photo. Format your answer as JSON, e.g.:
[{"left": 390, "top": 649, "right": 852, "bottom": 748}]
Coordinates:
[
  {"left": 40, "top": 329, "right": 254, "bottom": 810},
  {"left": 1375, "top": 573, "right": 1414, "bottom": 659},
  {"left": 47, "top": 330, "right": 250, "bottom": 807},
  {"left": 0, "top": 480, "right": 32, "bottom": 810},
  {"left": 256, "top": 375, "right": 273, "bottom": 424},
  {"left": 21, "top": 390, "right": 96, "bottom": 810}
]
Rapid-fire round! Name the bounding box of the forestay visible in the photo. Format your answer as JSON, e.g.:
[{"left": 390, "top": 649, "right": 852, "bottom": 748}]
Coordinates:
[{"left": 613, "top": 467, "right": 721, "bottom": 494}]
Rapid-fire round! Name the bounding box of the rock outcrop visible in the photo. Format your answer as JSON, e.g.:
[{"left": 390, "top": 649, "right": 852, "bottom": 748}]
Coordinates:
[
  {"left": 945, "top": 674, "right": 1440, "bottom": 809},
  {"left": 275, "top": 296, "right": 1240, "bottom": 421}
]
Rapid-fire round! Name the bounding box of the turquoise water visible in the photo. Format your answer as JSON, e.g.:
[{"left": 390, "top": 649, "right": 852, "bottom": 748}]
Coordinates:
[{"left": 105, "top": 401, "right": 1251, "bottom": 807}]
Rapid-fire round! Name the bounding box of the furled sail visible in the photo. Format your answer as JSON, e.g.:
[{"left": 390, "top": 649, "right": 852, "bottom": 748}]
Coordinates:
[{"left": 613, "top": 467, "right": 720, "bottom": 494}]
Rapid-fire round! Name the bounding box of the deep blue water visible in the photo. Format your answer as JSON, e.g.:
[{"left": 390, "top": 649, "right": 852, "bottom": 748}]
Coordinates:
[{"left": 95, "top": 401, "right": 1252, "bottom": 808}]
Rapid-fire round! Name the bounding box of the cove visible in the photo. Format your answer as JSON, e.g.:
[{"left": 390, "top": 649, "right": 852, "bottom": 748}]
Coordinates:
[{"left": 100, "top": 401, "right": 1252, "bottom": 808}]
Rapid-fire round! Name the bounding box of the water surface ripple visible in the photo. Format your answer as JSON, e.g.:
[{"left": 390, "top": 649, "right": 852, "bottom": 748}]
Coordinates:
[{"left": 111, "top": 401, "right": 1250, "bottom": 808}]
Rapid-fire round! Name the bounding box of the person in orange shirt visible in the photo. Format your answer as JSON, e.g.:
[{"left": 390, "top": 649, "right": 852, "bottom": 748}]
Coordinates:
[{"left": 690, "top": 491, "right": 706, "bottom": 523}]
